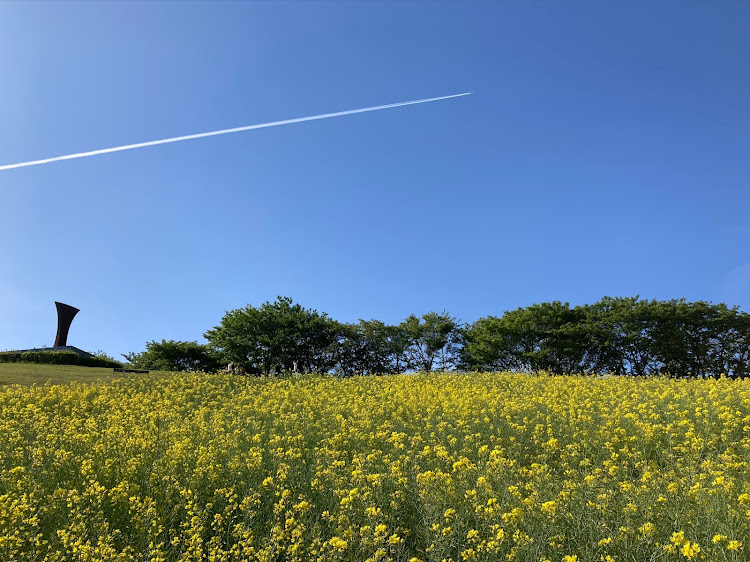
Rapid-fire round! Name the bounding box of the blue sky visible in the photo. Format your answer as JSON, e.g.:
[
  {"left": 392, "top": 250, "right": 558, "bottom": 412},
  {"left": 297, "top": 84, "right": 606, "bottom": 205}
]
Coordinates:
[{"left": 1, "top": 2, "right": 748, "bottom": 359}]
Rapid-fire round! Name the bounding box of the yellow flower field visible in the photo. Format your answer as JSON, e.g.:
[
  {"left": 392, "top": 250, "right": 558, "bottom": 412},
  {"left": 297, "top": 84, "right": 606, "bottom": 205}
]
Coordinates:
[{"left": 1, "top": 373, "right": 748, "bottom": 561}]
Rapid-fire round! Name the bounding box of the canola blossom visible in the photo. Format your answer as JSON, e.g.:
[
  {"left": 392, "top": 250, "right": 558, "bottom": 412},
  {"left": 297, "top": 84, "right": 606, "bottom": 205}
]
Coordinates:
[{"left": 0, "top": 372, "right": 749, "bottom": 561}]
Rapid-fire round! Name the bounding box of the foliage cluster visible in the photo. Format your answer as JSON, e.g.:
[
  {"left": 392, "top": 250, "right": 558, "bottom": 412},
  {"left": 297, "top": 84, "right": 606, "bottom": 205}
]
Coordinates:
[
  {"left": 462, "top": 297, "right": 750, "bottom": 378},
  {"left": 123, "top": 340, "right": 220, "bottom": 373},
  {"left": 0, "top": 373, "right": 748, "bottom": 561},
  {"left": 203, "top": 298, "right": 461, "bottom": 376},
  {"left": 126, "top": 296, "right": 750, "bottom": 378},
  {"left": 0, "top": 350, "right": 122, "bottom": 369},
  {"left": 128, "top": 297, "right": 460, "bottom": 376}
]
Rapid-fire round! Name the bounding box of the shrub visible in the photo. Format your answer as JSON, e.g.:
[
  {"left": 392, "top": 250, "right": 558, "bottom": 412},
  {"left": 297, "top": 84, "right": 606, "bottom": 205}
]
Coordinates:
[{"left": 0, "top": 350, "right": 122, "bottom": 368}]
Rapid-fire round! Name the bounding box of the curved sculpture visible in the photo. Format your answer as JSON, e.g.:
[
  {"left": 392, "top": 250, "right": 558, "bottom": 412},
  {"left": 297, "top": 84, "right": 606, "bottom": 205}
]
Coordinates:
[{"left": 54, "top": 302, "right": 79, "bottom": 347}]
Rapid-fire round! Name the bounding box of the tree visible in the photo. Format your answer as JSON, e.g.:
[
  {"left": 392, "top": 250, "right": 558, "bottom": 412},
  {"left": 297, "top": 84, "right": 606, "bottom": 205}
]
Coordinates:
[
  {"left": 204, "top": 296, "right": 338, "bottom": 375},
  {"left": 711, "top": 307, "right": 750, "bottom": 378},
  {"left": 462, "top": 296, "right": 750, "bottom": 378},
  {"left": 460, "top": 315, "right": 518, "bottom": 372},
  {"left": 123, "top": 340, "right": 220, "bottom": 372},
  {"left": 400, "top": 311, "right": 461, "bottom": 372},
  {"left": 333, "top": 319, "right": 410, "bottom": 376},
  {"left": 580, "top": 297, "right": 659, "bottom": 376},
  {"left": 461, "top": 302, "right": 588, "bottom": 374},
  {"left": 647, "top": 299, "right": 750, "bottom": 378}
]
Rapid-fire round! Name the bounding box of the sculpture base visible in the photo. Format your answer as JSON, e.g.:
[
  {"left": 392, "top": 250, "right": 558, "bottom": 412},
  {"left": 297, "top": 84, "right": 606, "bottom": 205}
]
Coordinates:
[{"left": 2, "top": 346, "right": 94, "bottom": 358}]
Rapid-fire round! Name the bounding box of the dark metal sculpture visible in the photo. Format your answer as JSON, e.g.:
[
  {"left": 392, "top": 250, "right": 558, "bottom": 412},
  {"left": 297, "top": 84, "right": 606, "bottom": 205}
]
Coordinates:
[{"left": 54, "top": 302, "right": 79, "bottom": 347}]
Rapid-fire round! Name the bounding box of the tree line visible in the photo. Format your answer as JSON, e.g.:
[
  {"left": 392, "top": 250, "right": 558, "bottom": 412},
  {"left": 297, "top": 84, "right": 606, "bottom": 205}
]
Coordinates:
[{"left": 124, "top": 296, "right": 750, "bottom": 378}]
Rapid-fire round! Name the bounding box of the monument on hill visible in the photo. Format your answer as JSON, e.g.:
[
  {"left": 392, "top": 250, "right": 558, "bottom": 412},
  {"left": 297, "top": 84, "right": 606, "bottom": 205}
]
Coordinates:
[
  {"left": 54, "top": 301, "right": 79, "bottom": 347},
  {"left": 1, "top": 301, "right": 93, "bottom": 358}
]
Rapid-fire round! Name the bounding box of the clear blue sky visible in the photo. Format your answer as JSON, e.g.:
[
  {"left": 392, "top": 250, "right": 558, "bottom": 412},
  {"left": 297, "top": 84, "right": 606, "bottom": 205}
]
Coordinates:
[{"left": 1, "top": 2, "right": 748, "bottom": 359}]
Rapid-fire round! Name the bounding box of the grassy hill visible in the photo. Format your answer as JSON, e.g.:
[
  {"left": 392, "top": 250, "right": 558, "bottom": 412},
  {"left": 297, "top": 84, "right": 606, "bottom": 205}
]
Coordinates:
[{"left": 0, "top": 362, "right": 165, "bottom": 386}]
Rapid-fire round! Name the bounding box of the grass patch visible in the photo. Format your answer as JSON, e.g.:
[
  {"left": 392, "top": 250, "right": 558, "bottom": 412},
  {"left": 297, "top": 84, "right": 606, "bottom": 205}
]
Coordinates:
[{"left": 0, "top": 362, "right": 171, "bottom": 386}]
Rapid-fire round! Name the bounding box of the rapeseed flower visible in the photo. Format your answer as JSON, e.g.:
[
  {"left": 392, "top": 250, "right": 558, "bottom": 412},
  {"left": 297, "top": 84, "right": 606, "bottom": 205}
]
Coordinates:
[{"left": 0, "top": 372, "right": 747, "bottom": 561}]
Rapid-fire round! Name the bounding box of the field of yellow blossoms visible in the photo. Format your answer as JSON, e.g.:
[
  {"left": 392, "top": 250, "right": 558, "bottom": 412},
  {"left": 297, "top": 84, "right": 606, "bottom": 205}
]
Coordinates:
[{"left": 1, "top": 372, "right": 749, "bottom": 561}]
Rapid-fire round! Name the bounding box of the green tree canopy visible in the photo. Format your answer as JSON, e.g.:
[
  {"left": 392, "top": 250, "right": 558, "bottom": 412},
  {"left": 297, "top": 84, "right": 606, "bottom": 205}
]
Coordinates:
[
  {"left": 129, "top": 296, "right": 749, "bottom": 378},
  {"left": 333, "top": 319, "right": 409, "bottom": 376},
  {"left": 401, "top": 311, "right": 462, "bottom": 372},
  {"left": 123, "top": 340, "right": 220, "bottom": 372},
  {"left": 461, "top": 302, "right": 587, "bottom": 373},
  {"left": 204, "top": 296, "right": 337, "bottom": 375},
  {"left": 462, "top": 297, "right": 750, "bottom": 377}
]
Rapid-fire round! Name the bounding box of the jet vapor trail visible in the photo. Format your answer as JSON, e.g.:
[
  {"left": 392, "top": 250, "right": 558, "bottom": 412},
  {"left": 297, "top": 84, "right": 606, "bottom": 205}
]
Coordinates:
[{"left": 0, "top": 92, "right": 471, "bottom": 172}]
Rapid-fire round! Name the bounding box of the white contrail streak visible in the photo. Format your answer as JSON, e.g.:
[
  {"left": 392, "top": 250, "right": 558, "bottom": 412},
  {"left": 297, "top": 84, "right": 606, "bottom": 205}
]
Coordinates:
[{"left": 0, "top": 92, "right": 471, "bottom": 172}]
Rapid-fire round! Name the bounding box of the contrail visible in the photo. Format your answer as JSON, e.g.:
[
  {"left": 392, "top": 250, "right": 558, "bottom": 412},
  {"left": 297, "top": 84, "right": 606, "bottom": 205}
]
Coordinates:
[{"left": 0, "top": 92, "right": 471, "bottom": 172}]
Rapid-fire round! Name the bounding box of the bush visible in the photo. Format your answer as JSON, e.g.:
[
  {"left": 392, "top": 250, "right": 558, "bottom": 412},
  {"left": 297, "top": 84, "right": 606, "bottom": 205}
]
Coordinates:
[
  {"left": 0, "top": 350, "right": 122, "bottom": 368},
  {"left": 123, "top": 340, "right": 220, "bottom": 372}
]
